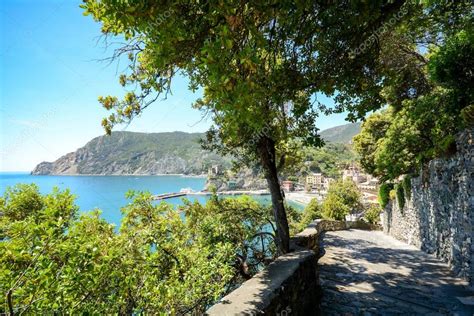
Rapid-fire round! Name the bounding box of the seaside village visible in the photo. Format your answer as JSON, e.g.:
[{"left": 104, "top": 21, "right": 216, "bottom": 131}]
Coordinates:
[
  {"left": 282, "top": 164, "right": 379, "bottom": 205},
  {"left": 207, "top": 163, "right": 379, "bottom": 206}
]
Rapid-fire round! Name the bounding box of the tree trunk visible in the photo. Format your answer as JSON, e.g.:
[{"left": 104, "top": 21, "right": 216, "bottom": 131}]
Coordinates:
[{"left": 258, "top": 136, "right": 290, "bottom": 254}]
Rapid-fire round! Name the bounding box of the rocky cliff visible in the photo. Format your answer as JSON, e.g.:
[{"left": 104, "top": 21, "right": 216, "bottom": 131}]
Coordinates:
[
  {"left": 32, "top": 131, "right": 231, "bottom": 175},
  {"left": 32, "top": 123, "right": 360, "bottom": 176}
]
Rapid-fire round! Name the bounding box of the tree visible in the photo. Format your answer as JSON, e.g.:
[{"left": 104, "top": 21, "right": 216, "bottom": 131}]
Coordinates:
[
  {"left": 0, "top": 184, "right": 281, "bottom": 314},
  {"left": 353, "top": 111, "right": 392, "bottom": 177},
  {"left": 297, "top": 198, "right": 322, "bottom": 231},
  {"left": 322, "top": 195, "right": 350, "bottom": 221},
  {"left": 428, "top": 28, "right": 474, "bottom": 109},
  {"left": 81, "top": 0, "right": 412, "bottom": 253},
  {"left": 352, "top": 2, "right": 473, "bottom": 182},
  {"left": 327, "top": 179, "right": 362, "bottom": 211},
  {"left": 321, "top": 179, "right": 362, "bottom": 220}
]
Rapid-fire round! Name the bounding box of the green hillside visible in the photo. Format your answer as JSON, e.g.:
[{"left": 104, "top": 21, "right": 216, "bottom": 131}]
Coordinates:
[
  {"left": 319, "top": 122, "right": 361, "bottom": 143},
  {"left": 32, "top": 131, "right": 231, "bottom": 175},
  {"left": 32, "top": 126, "right": 360, "bottom": 176}
]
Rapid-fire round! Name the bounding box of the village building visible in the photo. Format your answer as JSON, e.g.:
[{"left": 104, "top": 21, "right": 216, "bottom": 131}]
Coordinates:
[{"left": 281, "top": 180, "right": 295, "bottom": 192}]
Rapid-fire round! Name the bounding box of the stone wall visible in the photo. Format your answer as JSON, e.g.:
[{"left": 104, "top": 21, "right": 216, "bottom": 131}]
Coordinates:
[
  {"left": 383, "top": 128, "right": 474, "bottom": 286},
  {"left": 206, "top": 219, "right": 364, "bottom": 315}
]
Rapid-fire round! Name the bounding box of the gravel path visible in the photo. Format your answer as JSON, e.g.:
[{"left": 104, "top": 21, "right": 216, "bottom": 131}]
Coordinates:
[{"left": 318, "top": 229, "right": 474, "bottom": 316}]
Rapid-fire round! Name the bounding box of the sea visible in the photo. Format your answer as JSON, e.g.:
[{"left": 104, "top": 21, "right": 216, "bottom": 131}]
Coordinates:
[{"left": 0, "top": 172, "right": 302, "bottom": 226}]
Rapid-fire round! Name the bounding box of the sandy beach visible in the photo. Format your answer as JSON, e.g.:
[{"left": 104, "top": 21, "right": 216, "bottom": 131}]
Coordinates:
[{"left": 285, "top": 191, "right": 321, "bottom": 206}]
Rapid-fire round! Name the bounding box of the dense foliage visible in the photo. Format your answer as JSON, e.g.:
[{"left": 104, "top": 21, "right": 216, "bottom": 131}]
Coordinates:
[
  {"left": 364, "top": 205, "right": 382, "bottom": 224},
  {"left": 297, "top": 198, "right": 322, "bottom": 231},
  {"left": 401, "top": 176, "right": 412, "bottom": 200},
  {"left": 322, "top": 194, "right": 350, "bottom": 221},
  {"left": 378, "top": 183, "right": 394, "bottom": 208},
  {"left": 321, "top": 180, "right": 362, "bottom": 220},
  {"left": 1, "top": 184, "right": 284, "bottom": 314},
  {"left": 81, "top": 0, "right": 428, "bottom": 253},
  {"left": 353, "top": 4, "right": 473, "bottom": 183},
  {"left": 299, "top": 143, "right": 356, "bottom": 179},
  {"left": 395, "top": 184, "right": 406, "bottom": 210}
]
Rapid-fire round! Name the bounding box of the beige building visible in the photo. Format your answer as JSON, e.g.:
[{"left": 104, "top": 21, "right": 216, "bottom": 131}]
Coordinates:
[
  {"left": 306, "top": 173, "right": 323, "bottom": 190},
  {"left": 342, "top": 164, "right": 379, "bottom": 192},
  {"left": 342, "top": 164, "right": 367, "bottom": 183},
  {"left": 208, "top": 165, "right": 220, "bottom": 178}
]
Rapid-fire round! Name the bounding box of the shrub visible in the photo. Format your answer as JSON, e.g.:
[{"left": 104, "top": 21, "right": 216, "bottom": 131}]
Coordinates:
[
  {"left": 364, "top": 205, "right": 382, "bottom": 224},
  {"left": 319, "top": 179, "right": 362, "bottom": 221},
  {"left": 298, "top": 198, "right": 322, "bottom": 230},
  {"left": 402, "top": 176, "right": 412, "bottom": 200},
  {"left": 326, "top": 179, "right": 362, "bottom": 211},
  {"left": 322, "top": 195, "right": 350, "bottom": 220},
  {"left": 460, "top": 105, "right": 474, "bottom": 127},
  {"left": 0, "top": 184, "right": 278, "bottom": 314},
  {"left": 396, "top": 184, "right": 405, "bottom": 210},
  {"left": 378, "top": 183, "right": 393, "bottom": 208}
]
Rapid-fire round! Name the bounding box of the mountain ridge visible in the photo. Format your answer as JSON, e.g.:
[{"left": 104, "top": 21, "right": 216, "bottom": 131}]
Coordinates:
[
  {"left": 32, "top": 123, "right": 361, "bottom": 175},
  {"left": 319, "top": 122, "right": 361, "bottom": 143},
  {"left": 32, "top": 131, "right": 229, "bottom": 176}
]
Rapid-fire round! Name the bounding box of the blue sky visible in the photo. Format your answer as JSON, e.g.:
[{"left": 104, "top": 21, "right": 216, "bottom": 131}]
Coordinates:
[{"left": 0, "top": 0, "right": 350, "bottom": 172}]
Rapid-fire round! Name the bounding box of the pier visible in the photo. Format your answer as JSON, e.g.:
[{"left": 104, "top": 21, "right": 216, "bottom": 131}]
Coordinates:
[
  {"left": 152, "top": 189, "right": 270, "bottom": 200},
  {"left": 152, "top": 192, "right": 187, "bottom": 200}
]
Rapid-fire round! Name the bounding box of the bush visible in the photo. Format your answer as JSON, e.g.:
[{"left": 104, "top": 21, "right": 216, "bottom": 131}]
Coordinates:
[
  {"left": 364, "top": 205, "right": 382, "bottom": 224},
  {"left": 298, "top": 198, "right": 322, "bottom": 230},
  {"left": 319, "top": 179, "right": 362, "bottom": 221},
  {"left": 326, "top": 179, "right": 362, "bottom": 211},
  {"left": 396, "top": 184, "right": 405, "bottom": 210},
  {"left": 402, "top": 176, "right": 412, "bottom": 200},
  {"left": 0, "top": 184, "right": 278, "bottom": 314},
  {"left": 460, "top": 104, "right": 474, "bottom": 127},
  {"left": 378, "top": 183, "right": 393, "bottom": 208},
  {"left": 322, "top": 195, "right": 350, "bottom": 220}
]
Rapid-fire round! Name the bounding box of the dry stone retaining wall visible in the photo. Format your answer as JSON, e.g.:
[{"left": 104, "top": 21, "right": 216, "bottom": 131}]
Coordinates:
[{"left": 383, "top": 128, "right": 474, "bottom": 286}]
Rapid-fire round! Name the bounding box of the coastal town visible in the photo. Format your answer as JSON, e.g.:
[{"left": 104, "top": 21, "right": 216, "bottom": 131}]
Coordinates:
[
  {"left": 196, "top": 163, "right": 380, "bottom": 208},
  {"left": 283, "top": 163, "right": 379, "bottom": 206}
]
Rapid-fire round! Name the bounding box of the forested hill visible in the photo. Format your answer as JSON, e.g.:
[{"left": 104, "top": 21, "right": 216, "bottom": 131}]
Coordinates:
[
  {"left": 31, "top": 131, "right": 230, "bottom": 175},
  {"left": 319, "top": 122, "right": 361, "bottom": 143},
  {"left": 32, "top": 124, "right": 360, "bottom": 175}
]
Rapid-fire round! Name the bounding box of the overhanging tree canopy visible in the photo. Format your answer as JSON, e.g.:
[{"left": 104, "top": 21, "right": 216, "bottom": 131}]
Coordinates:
[{"left": 81, "top": 0, "right": 450, "bottom": 252}]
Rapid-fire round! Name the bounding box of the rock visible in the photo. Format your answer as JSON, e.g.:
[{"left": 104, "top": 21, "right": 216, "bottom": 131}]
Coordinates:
[
  {"left": 31, "top": 131, "right": 232, "bottom": 175},
  {"left": 382, "top": 128, "right": 474, "bottom": 287}
]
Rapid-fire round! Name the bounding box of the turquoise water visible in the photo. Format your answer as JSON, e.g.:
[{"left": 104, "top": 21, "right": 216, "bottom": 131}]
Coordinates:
[
  {"left": 0, "top": 173, "right": 300, "bottom": 225},
  {"left": 0, "top": 173, "right": 208, "bottom": 225}
]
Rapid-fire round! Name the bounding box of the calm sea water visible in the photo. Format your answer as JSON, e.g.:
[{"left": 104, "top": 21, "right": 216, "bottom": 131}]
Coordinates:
[
  {"left": 0, "top": 173, "right": 299, "bottom": 225},
  {"left": 0, "top": 173, "right": 209, "bottom": 225}
]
